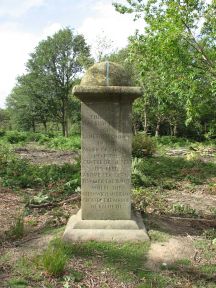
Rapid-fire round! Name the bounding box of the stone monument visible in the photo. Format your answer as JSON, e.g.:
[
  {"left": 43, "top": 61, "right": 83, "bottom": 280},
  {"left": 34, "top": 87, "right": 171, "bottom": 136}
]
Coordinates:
[{"left": 63, "top": 62, "right": 149, "bottom": 242}]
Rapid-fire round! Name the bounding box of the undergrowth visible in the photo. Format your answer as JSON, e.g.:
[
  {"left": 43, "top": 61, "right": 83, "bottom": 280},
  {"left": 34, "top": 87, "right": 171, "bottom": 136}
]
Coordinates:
[
  {"left": 0, "top": 130, "right": 81, "bottom": 150},
  {"left": 0, "top": 146, "right": 80, "bottom": 191}
]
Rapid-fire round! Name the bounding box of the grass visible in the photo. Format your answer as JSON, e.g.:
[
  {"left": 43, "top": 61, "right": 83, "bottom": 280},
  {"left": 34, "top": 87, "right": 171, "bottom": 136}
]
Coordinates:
[
  {"left": 134, "top": 156, "right": 216, "bottom": 187},
  {"left": 2, "top": 233, "right": 216, "bottom": 287},
  {"left": 148, "top": 230, "right": 170, "bottom": 242},
  {"left": 0, "top": 145, "right": 81, "bottom": 195},
  {"left": 6, "top": 215, "right": 24, "bottom": 240},
  {"left": 132, "top": 148, "right": 216, "bottom": 217},
  {"left": 194, "top": 239, "right": 216, "bottom": 261},
  {"left": 40, "top": 239, "right": 68, "bottom": 276},
  {"left": 1, "top": 133, "right": 216, "bottom": 287},
  {"left": 7, "top": 278, "right": 28, "bottom": 288},
  {"left": 68, "top": 241, "right": 150, "bottom": 279}
]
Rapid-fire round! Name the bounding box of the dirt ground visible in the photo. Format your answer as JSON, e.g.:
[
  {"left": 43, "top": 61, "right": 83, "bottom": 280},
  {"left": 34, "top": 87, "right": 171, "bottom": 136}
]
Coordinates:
[
  {"left": 0, "top": 188, "right": 24, "bottom": 238},
  {"left": 15, "top": 146, "right": 79, "bottom": 165},
  {"left": 0, "top": 146, "right": 215, "bottom": 287},
  {"left": 161, "top": 177, "right": 216, "bottom": 219}
]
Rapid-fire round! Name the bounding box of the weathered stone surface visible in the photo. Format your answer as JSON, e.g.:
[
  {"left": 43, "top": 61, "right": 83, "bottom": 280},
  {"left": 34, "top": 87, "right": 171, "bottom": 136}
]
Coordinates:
[
  {"left": 80, "top": 62, "right": 132, "bottom": 87},
  {"left": 63, "top": 210, "right": 149, "bottom": 242},
  {"left": 81, "top": 100, "right": 132, "bottom": 220},
  {"left": 72, "top": 86, "right": 142, "bottom": 100},
  {"left": 63, "top": 61, "right": 149, "bottom": 242}
]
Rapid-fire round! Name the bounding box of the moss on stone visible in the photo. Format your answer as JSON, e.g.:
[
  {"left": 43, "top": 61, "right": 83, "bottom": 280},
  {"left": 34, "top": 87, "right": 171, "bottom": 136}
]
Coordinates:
[{"left": 81, "top": 62, "right": 132, "bottom": 87}]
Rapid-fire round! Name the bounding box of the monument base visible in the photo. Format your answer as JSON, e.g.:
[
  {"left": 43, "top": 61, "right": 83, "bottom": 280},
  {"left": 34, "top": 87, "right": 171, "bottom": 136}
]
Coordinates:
[{"left": 63, "top": 210, "right": 149, "bottom": 242}]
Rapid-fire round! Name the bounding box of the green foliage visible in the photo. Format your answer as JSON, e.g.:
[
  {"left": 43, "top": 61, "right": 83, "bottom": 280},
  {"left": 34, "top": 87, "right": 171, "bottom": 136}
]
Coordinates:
[
  {"left": 65, "top": 240, "right": 150, "bottom": 281},
  {"left": 0, "top": 129, "right": 81, "bottom": 150},
  {"left": 0, "top": 130, "right": 6, "bottom": 137},
  {"left": 7, "top": 278, "right": 28, "bottom": 288},
  {"left": 0, "top": 146, "right": 80, "bottom": 189},
  {"left": 171, "top": 203, "right": 198, "bottom": 217},
  {"left": 31, "top": 192, "right": 49, "bottom": 205},
  {"left": 114, "top": 0, "right": 216, "bottom": 139},
  {"left": 6, "top": 131, "right": 28, "bottom": 144},
  {"left": 203, "top": 229, "right": 216, "bottom": 241},
  {"left": 132, "top": 133, "right": 156, "bottom": 157},
  {"left": 155, "top": 136, "right": 192, "bottom": 147},
  {"left": 0, "top": 108, "right": 10, "bottom": 130},
  {"left": 7, "top": 28, "right": 92, "bottom": 135},
  {"left": 0, "top": 130, "right": 57, "bottom": 145},
  {"left": 148, "top": 230, "right": 170, "bottom": 242},
  {"left": 45, "top": 135, "right": 81, "bottom": 150},
  {"left": 41, "top": 239, "right": 68, "bottom": 276},
  {"left": 133, "top": 155, "right": 216, "bottom": 187}
]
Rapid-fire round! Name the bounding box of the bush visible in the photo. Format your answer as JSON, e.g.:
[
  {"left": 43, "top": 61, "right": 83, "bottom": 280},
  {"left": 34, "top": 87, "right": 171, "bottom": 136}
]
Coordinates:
[
  {"left": 6, "top": 131, "right": 28, "bottom": 144},
  {"left": 155, "top": 136, "right": 191, "bottom": 147},
  {"left": 0, "top": 145, "right": 80, "bottom": 189},
  {"left": 132, "top": 133, "right": 156, "bottom": 157},
  {"left": 0, "top": 130, "right": 5, "bottom": 137},
  {"left": 46, "top": 135, "right": 81, "bottom": 150},
  {"left": 25, "top": 132, "right": 45, "bottom": 142}
]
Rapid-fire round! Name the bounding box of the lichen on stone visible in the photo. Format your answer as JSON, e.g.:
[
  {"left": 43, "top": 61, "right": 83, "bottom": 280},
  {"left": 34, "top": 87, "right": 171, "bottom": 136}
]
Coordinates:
[{"left": 81, "top": 62, "right": 132, "bottom": 87}]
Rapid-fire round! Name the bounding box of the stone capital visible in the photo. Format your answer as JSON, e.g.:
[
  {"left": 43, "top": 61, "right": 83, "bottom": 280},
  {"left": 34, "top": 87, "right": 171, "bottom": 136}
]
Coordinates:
[{"left": 72, "top": 85, "right": 142, "bottom": 102}]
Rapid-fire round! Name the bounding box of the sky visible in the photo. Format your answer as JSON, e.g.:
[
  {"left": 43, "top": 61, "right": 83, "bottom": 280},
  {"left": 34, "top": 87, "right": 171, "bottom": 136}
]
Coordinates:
[{"left": 0, "top": 0, "right": 143, "bottom": 108}]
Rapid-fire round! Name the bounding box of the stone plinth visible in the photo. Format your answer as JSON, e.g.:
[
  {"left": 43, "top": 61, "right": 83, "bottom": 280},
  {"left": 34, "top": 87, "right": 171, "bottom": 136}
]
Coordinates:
[{"left": 63, "top": 62, "right": 149, "bottom": 242}]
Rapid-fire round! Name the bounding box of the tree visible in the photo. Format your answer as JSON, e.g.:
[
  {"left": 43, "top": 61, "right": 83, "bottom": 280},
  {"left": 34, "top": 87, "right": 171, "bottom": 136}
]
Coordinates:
[
  {"left": 114, "top": 0, "right": 216, "bottom": 138},
  {"left": 0, "top": 109, "right": 10, "bottom": 130},
  {"left": 7, "top": 73, "right": 51, "bottom": 132},
  {"left": 8, "top": 28, "right": 93, "bottom": 136},
  {"left": 94, "top": 32, "right": 114, "bottom": 62}
]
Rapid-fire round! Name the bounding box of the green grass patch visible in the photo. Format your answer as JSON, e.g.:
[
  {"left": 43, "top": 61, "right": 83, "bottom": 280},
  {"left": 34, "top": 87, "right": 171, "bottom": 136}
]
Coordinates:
[
  {"left": 195, "top": 239, "right": 216, "bottom": 261},
  {"left": 68, "top": 240, "right": 150, "bottom": 280},
  {"left": 6, "top": 215, "right": 24, "bottom": 240},
  {"left": 132, "top": 155, "right": 216, "bottom": 188},
  {"left": 171, "top": 203, "right": 198, "bottom": 217},
  {"left": 7, "top": 278, "right": 28, "bottom": 288},
  {"left": 38, "top": 238, "right": 150, "bottom": 282},
  {"left": 155, "top": 136, "right": 193, "bottom": 148},
  {"left": 40, "top": 239, "right": 68, "bottom": 276},
  {"left": 148, "top": 230, "right": 170, "bottom": 242}
]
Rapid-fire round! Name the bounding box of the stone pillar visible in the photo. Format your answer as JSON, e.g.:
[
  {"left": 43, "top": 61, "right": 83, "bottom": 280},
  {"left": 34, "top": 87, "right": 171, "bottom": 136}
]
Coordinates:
[{"left": 63, "top": 62, "right": 149, "bottom": 242}]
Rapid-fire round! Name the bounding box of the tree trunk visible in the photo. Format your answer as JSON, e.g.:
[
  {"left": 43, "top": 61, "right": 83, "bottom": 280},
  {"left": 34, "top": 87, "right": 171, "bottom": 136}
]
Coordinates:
[
  {"left": 173, "top": 123, "right": 177, "bottom": 136},
  {"left": 62, "top": 97, "right": 69, "bottom": 137},
  {"left": 62, "top": 121, "right": 66, "bottom": 137},
  {"left": 132, "top": 120, "right": 137, "bottom": 135},
  {"left": 155, "top": 121, "right": 160, "bottom": 137},
  {"left": 143, "top": 110, "right": 148, "bottom": 134},
  {"left": 32, "top": 120, "right": 36, "bottom": 133},
  {"left": 65, "top": 119, "right": 69, "bottom": 137},
  {"left": 170, "top": 124, "right": 173, "bottom": 136},
  {"left": 62, "top": 98, "right": 66, "bottom": 136},
  {"left": 43, "top": 121, "right": 47, "bottom": 133}
]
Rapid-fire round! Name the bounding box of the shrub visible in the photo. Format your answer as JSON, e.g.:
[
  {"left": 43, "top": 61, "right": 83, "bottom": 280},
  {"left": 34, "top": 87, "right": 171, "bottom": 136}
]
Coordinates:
[
  {"left": 155, "top": 136, "right": 191, "bottom": 147},
  {"left": 132, "top": 133, "right": 156, "bottom": 157},
  {"left": 0, "top": 130, "right": 5, "bottom": 137},
  {"left": 0, "top": 147, "right": 81, "bottom": 190},
  {"left": 46, "top": 135, "right": 81, "bottom": 150},
  {"left": 25, "top": 132, "right": 46, "bottom": 142},
  {"left": 6, "top": 131, "right": 28, "bottom": 144}
]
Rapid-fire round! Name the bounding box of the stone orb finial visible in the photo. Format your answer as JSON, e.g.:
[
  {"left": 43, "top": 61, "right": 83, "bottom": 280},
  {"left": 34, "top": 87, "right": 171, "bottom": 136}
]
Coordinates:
[{"left": 81, "top": 62, "right": 132, "bottom": 87}]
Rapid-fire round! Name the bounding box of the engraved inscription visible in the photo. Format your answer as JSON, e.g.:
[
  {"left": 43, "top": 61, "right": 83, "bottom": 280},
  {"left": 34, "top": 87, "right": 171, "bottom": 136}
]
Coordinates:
[{"left": 81, "top": 101, "right": 132, "bottom": 220}]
